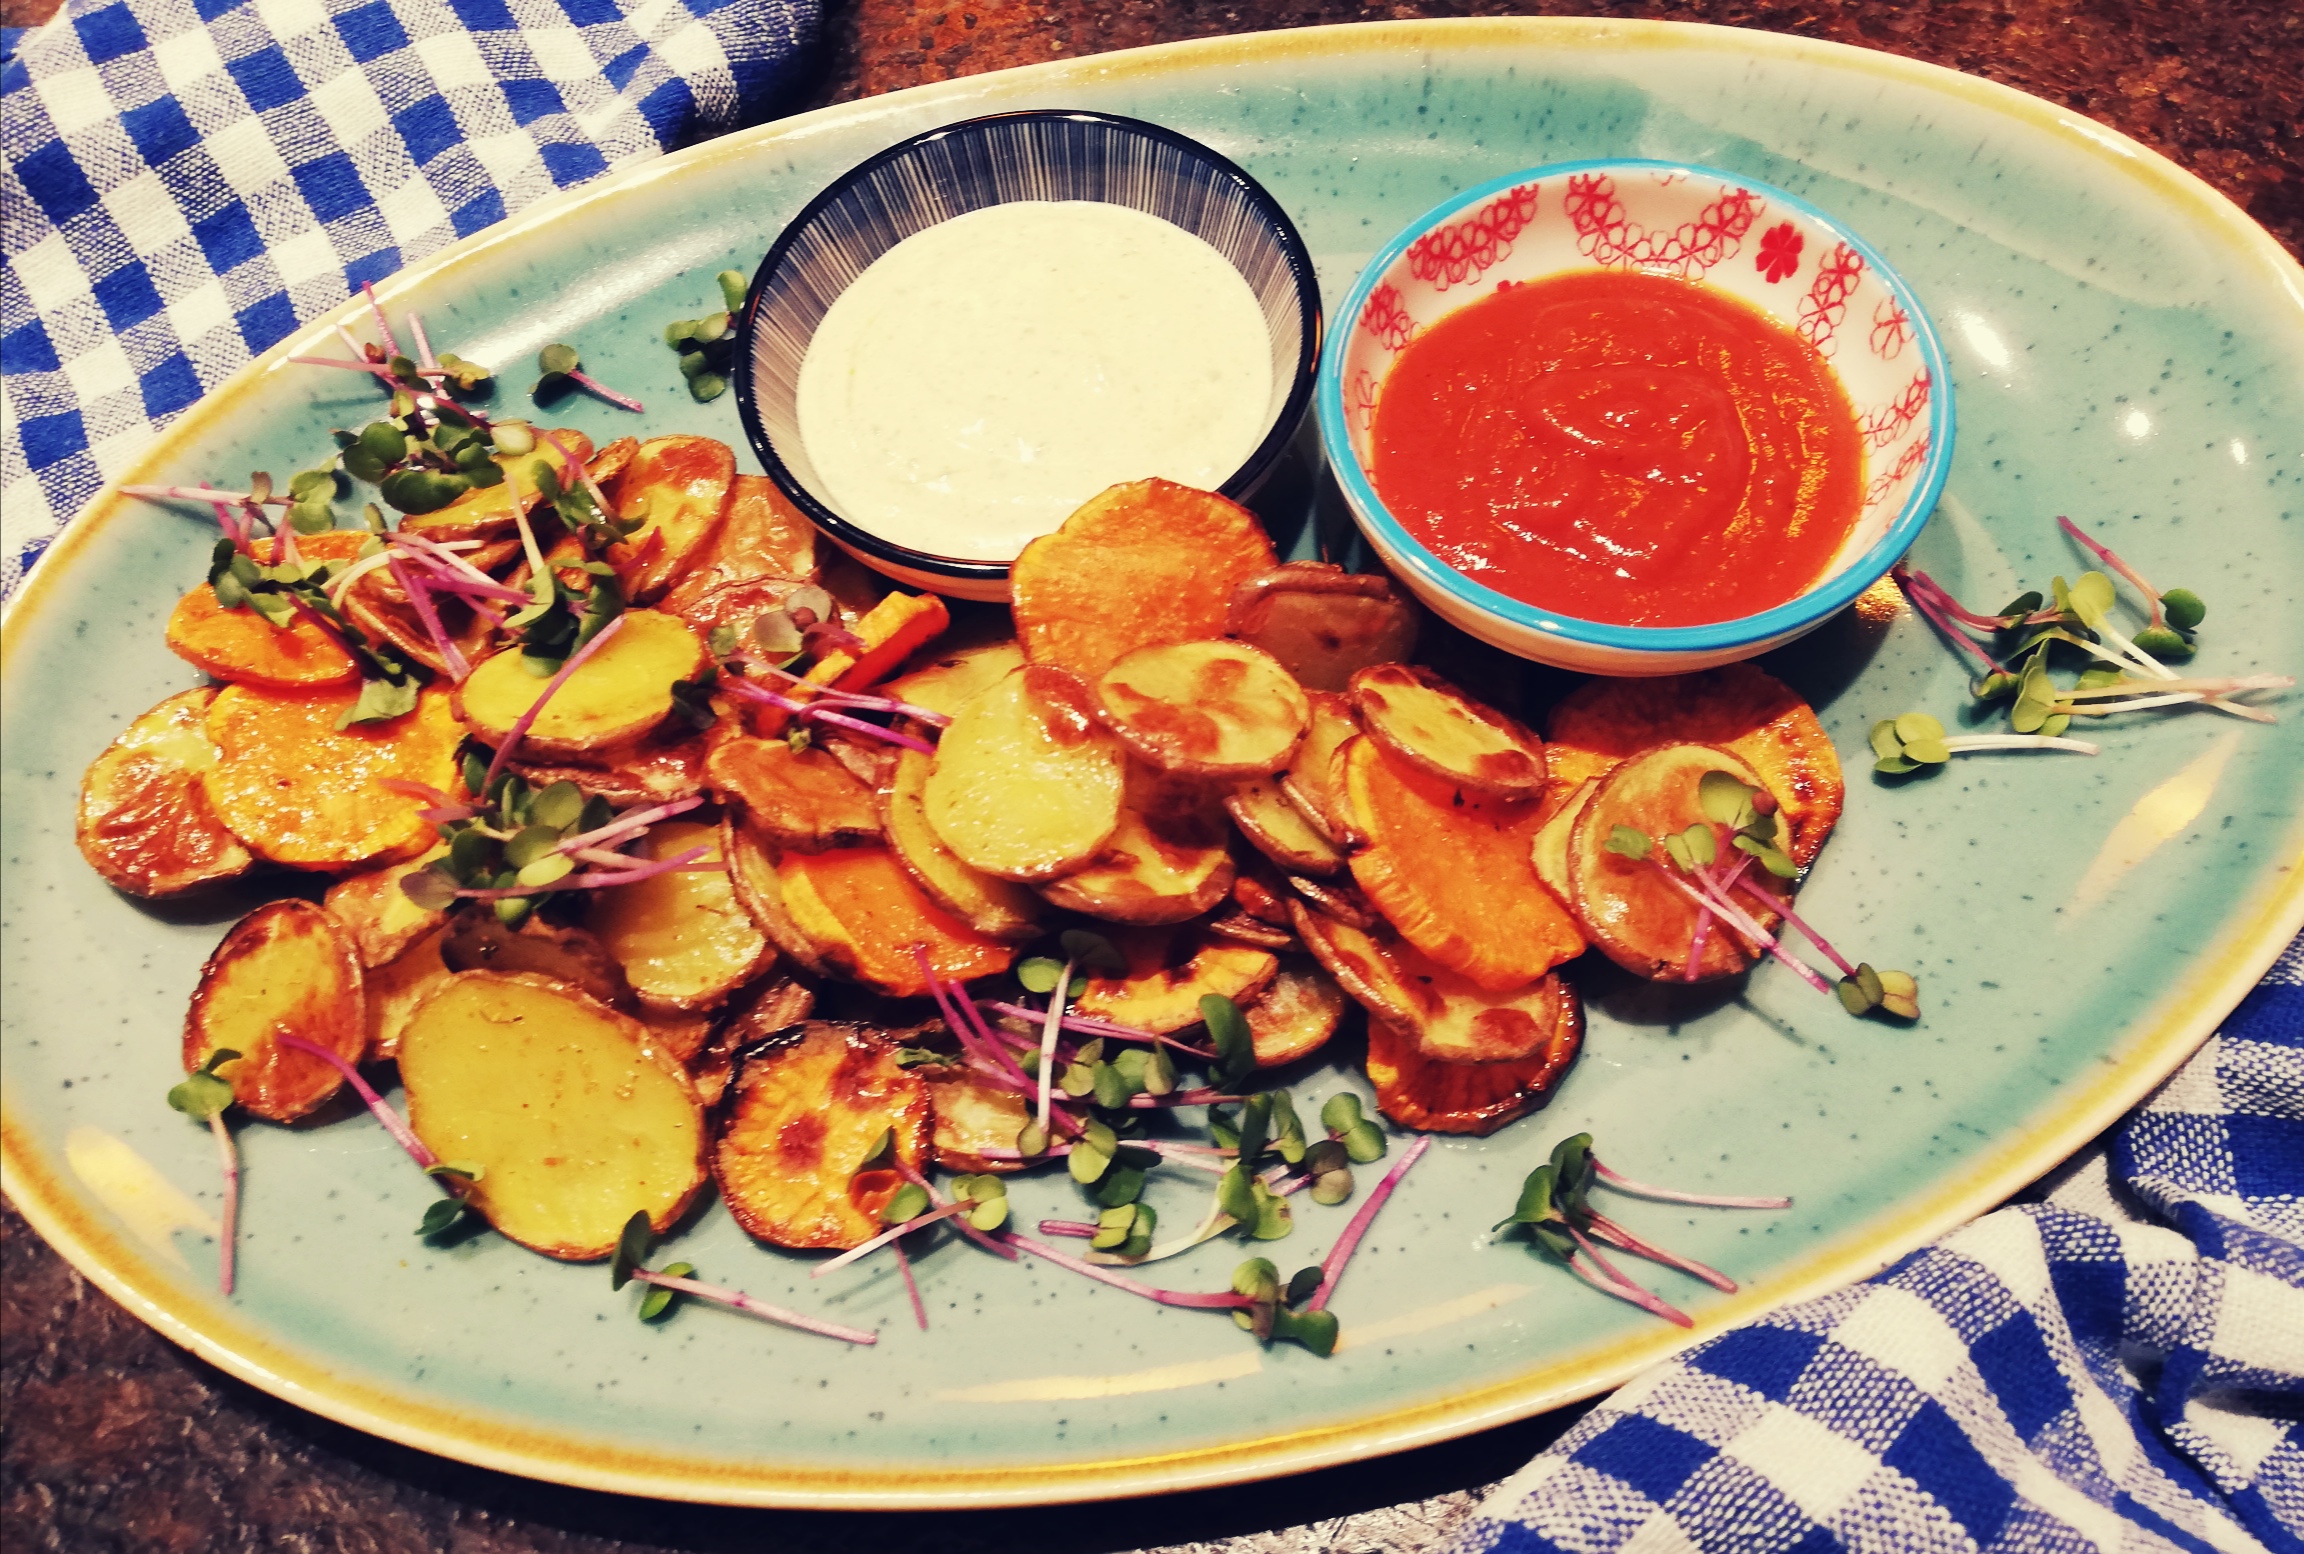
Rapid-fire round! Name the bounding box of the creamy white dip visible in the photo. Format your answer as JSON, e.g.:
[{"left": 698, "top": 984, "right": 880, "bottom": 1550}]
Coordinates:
[{"left": 795, "top": 201, "right": 1274, "bottom": 561}]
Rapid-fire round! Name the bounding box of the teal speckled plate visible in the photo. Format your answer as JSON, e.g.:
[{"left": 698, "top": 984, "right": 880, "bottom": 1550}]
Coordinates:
[{"left": 5, "top": 18, "right": 2301, "bottom": 1510}]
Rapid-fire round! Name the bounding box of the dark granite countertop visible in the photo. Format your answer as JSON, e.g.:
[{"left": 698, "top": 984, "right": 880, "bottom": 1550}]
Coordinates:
[{"left": 5, "top": 4, "right": 2298, "bottom": 1551}]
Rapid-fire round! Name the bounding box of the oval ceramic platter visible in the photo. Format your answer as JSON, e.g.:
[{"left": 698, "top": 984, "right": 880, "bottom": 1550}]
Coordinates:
[{"left": 4, "top": 17, "right": 2301, "bottom": 1511}]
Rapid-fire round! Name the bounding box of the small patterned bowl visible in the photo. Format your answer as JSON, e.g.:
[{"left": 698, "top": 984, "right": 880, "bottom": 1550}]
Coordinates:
[
  {"left": 1316, "top": 158, "right": 1954, "bottom": 675},
  {"left": 733, "top": 110, "right": 1321, "bottom": 602}
]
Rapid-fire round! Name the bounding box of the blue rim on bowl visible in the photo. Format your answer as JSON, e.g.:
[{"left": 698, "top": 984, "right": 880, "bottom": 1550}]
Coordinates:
[
  {"left": 1315, "top": 158, "right": 1957, "bottom": 663},
  {"left": 733, "top": 109, "right": 1324, "bottom": 594}
]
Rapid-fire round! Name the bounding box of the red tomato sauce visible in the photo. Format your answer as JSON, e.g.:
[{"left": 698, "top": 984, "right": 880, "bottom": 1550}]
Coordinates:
[{"left": 1368, "top": 270, "right": 1865, "bottom": 628}]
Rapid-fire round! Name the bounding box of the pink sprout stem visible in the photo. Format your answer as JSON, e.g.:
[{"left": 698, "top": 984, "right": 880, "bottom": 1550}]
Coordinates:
[
  {"left": 379, "top": 777, "right": 452, "bottom": 806},
  {"left": 410, "top": 572, "right": 532, "bottom": 606},
  {"left": 282, "top": 592, "right": 358, "bottom": 664},
  {"left": 536, "top": 428, "right": 615, "bottom": 520},
  {"left": 387, "top": 558, "right": 471, "bottom": 680},
  {"left": 812, "top": 1199, "right": 978, "bottom": 1279},
  {"left": 742, "top": 660, "right": 954, "bottom": 727},
  {"left": 802, "top": 705, "right": 937, "bottom": 753},
  {"left": 407, "top": 313, "right": 439, "bottom": 375},
  {"left": 1036, "top": 958, "right": 1076, "bottom": 1132},
  {"left": 1892, "top": 566, "right": 2009, "bottom": 673},
  {"left": 480, "top": 612, "right": 627, "bottom": 794},
  {"left": 628, "top": 1269, "right": 875, "bottom": 1345},
  {"left": 564, "top": 367, "right": 642, "bottom": 413},
  {"left": 1006, "top": 1232, "right": 1255, "bottom": 1310},
  {"left": 1039, "top": 1220, "right": 1099, "bottom": 1238},
  {"left": 1734, "top": 876, "right": 1857, "bottom": 981},
  {"left": 121, "top": 483, "right": 288, "bottom": 508},
  {"left": 361, "top": 283, "right": 400, "bottom": 358},
  {"left": 2057, "top": 516, "right": 2164, "bottom": 627},
  {"left": 271, "top": 1034, "right": 436, "bottom": 1169},
  {"left": 916, "top": 951, "right": 1035, "bottom": 1094},
  {"left": 1564, "top": 1249, "right": 1693, "bottom": 1328},
  {"left": 289, "top": 354, "right": 399, "bottom": 386},
  {"left": 1592, "top": 1159, "right": 1791, "bottom": 1210},
  {"left": 977, "top": 1003, "right": 1215, "bottom": 1059},
  {"left": 895, "top": 1160, "right": 1016, "bottom": 1262},
  {"left": 1655, "top": 868, "right": 1833, "bottom": 995},
  {"left": 451, "top": 848, "right": 714, "bottom": 899},
  {"left": 556, "top": 795, "right": 704, "bottom": 855},
  {"left": 894, "top": 1240, "right": 927, "bottom": 1331},
  {"left": 1585, "top": 1210, "right": 1737, "bottom": 1293},
  {"left": 206, "top": 1111, "right": 238, "bottom": 1296},
  {"left": 1127, "top": 1089, "right": 1243, "bottom": 1109},
  {"left": 1309, "top": 1135, "right": 1430, "bottom": 1312},
  {"left": 384, "top": 531, "right": 513, "bottom": 590}
]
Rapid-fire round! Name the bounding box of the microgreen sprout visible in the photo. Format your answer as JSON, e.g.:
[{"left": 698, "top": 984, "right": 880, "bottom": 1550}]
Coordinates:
[
  {"left": 167, "top": 1049, "right": 240, "bottom": 1294},
  {"left": 1320, "top": 1093, "right": 1388, "bottom": 1165},
  {"left": 1869, "top": 710, "right": 2097, "bottom": 774},
  {"left": 611, "top": 1212, "right": 875, "bottom": 1344},
  {"left": 400, "top": 767, "right": 711, "bottom": 919},
  {"left": 1200, "top": 993, "right": 1257, "bottom": 1089},
  {"left": 662, "top": 270, "right": 749, "bottom": 402},
  {"left": 1229, "top": 1257, "right": 1339, "bottom": 1354},
  {"left": 532, "top": 343, "right": 643, "bottom": 412},
  {"left": 199, "top": 534, "right": 423, "bottom": 727}
]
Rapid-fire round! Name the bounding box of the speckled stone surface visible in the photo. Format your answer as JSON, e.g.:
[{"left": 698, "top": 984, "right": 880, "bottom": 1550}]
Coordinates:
[{"left": 5, "top": 4, "right": 2300, "bottom": 1551}]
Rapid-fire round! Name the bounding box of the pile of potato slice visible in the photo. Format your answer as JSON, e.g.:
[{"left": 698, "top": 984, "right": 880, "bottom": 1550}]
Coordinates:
[{"left": 80, "top": 442, "right": 1846, "bottom": 1267}]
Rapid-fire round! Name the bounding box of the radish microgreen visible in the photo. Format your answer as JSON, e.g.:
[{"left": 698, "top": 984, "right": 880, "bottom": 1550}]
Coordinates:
[
  {"left": 662, "top": 271, "right": 750, "bottom": 402},
  {"left": 531, "top": 343, "right": 643, "bottom": 412},
  {"left": 612, "top": 1211, "right": 874, "bottom": 1343},
  {"left": 1319, "top": 1093, "right": 1387, "bottom": 1165},
  {"left": 168, "top": 1049, "right": 241, "bottom": 1294}
]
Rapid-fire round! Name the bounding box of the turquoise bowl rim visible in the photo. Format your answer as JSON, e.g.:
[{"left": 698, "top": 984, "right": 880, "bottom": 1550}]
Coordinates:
[{"left": 1314, "top": 156, "right": 1958, "bottom": 655}]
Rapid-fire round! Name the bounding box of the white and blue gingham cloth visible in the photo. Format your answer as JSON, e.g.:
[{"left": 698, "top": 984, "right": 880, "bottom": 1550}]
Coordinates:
[
  {"left": 4, "top": 8, "right": 2301, "bottom": 1548},
  {"left": 1461, "top": 937, "right": 2304, "bottom": 1554},
  {"left": 0, "top": 0, "right": 818, "bottom": 596}
]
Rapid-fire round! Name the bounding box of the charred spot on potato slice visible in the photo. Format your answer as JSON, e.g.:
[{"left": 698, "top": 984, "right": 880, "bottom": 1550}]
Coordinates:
[
  {"left": 1093, "top": 639, "right": 1309, "bottom": 779},
  {"left": 1073, "top": 925, "right": 1279, "bottom": 1035},
  {"left": 184, "top": 900, "right": 365, "bottom": 1123},
  {"left": 1351, "top": 662, "right": 1546, "bottom": 799},
  {"left": 1243, "top": 960, "right": 1348, "bottom": 1068}
]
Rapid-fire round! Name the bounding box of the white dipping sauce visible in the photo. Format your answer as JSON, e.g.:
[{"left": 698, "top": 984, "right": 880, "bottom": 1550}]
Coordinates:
[{"left": 795, "top": 201, "right": 1274, "bottom": 561}]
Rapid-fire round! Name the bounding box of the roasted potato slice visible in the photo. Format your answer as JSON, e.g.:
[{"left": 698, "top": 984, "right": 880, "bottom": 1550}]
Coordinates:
[
  {"left": 1012, "top": 478, "right": 1278, "bottom": 679},
  {"left": 165, "top": 531, "right": 373, "bottom": 689},
  {"left": 883, "top": 638, "right": 1026, "bottom": 720},
  {"left": 1530, "top": 777, "right": 1599, "bottom": 911},
  {"left": 1039, "top": 762, "right": 1237, "bottom": 925},
  {"left": 705, "top": 735, "right": 881, "bottom": 851},
  {"left": 440, "top": 910, "right": 635, "bottom": 1008},
  {"left": 454, "top": 610, "right": 706, "bottom": 758},
  {"left": 1543, "top": 663, "right": 1844, "bottom": 866},
  {"left": 1351, "top": 663, "right": 1545, "bottom": 799},
  {"left": 1568, "top": 741, "right": 1788, "bottom": 981},
  {"left": 923, "top": 665, "right": 1126, "bottom": 882},
  {"left": 590, "top": 820, "right": 772, "bottom": 1013},
  {"left": 1341, "top": 735, "right": 1583, "bottom": 990},
  {"left": 1094, "top": 639, "right": 1309, "bottom": 779},
  {"left": 1286, "top": 872, "right": 1380, "bottom": 931},
  {"left": 400, "top": 972, "right": 707, "bottom": 1260},
  {"left": 508, "top": 735, "right": 709, "bottom": 806},
  {"left": 714, "top": 1022, "right": 930, "bottom": 1250},
  {"left": 399, "top": 432, "right": 593, "bottom": 540},
  {"left": 724, "top": 817, "right": 830, "bottom": 975},
  {"left": 584, "top": 434, "right": 640, "bottom": 491},
  {"left": 639, "top": 1009, "right": 717, "bottom": 1067},
  {"left": 925, "top": 1066, "right": 1031, "bottom": 1174},
  {"left": 1073, "top": 926, "right": 1279, "bottom": 1035},
  {"left": 1287, "top": 897, "right": 1574, "bottom": 1064},
  {"left": 1226, "top": 562, "right": 1419, "bottom": 692},
  {"left": 202, "top": 684, "right": 461, "bottom": 871},
  {"left": 604, "top": 435, "right": 735, "bottom": 602},
  {"left": 1224, "top": 775, "right": 1345, "bottom": 876},
  {"left": 776, "top": 844, "right": 1018, "bottom": 997},
  {"left": 1363, "top": 1002, "right": 1581, "bottom": 1137},
  {"left": 76, "top": 687, "right": 254, "bottom": 898},
  {"left": 184, "top": 900, "right": 364, "bottom": 1123},
  {"left": 662, "top": 574, "right": 813, "bottom": 645},
  {"left": 1243, "top": 960, "right": 1347, "bottom": 1068},
  {"left": 363, "top": 926, "right": 452, "bottom": 1062},
  {"left": 1208, "top": 913, "right": 1296, "bottom": 950},
  {"left": 695, "top": 974, "right": 815, "bottom": 1107},
  {"left": 1277, "top": 690, "right": 1358, "bottom": 844},
  {"left": 1231, "top": 868, "right": 1293, "bottom": 927},
  {"left": 659, "top": 474, "right": 822, "bottom": 621},
  {"left": 325, "top": 843, "right": 450, "bottom": 968},
  {"left": 882, "top": 745, "right": 1043, "bottom": 942}
]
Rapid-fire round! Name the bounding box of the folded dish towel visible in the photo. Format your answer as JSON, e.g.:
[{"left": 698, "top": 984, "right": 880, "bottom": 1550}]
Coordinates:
[
  {"left": 1458, "top": 935, "right": 2303, "bottom": 1554},
  {"left": 0, "top": 0, "right": 820, "bottom": 596}
]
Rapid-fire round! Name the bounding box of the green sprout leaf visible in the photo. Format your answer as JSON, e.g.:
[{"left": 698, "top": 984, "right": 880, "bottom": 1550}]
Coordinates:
[
  {"left": 167, "top": 1048, "right": 241, "bottom": 1120},
  {"left": 1058, "top": 928, "right": 1125, "bottom": 973},
  {"left": 2133, "top": 625, "right": 2194, "bottom": 660},
  {"left": 2161, "top": 588, "right": 2206, "bottom": 632},
  {"left": 533, "top": 342, "right": 582, "bottom": 397},
  {"left": 718, "top": 269, "right": 748, "bottom": 313},
  {"left": 637, "top": 1263, "right": 694, "bottom": 1320},
  {"left": 1017, "top": 956, "right": 1065, "bottom": 994},
  {"left": 881, "top": 1182, "right": 930, "bottom": 1226},
  {"left": 611, "top": 1210, "right": 653, "bottom": 1290},
  {"left": 1202, "top": 993, "right": 1255, "bottom": 1088},
  {"left": 1272, "top": 1306, "right": 1340, "bottom": 1356},
  {"left": 1603, "top": 825, "right": 1651, "bottom": 861},
  {"left": 1496, "top": 1163, "right": 1557, "bottom": 1232},
  {"left": 418, "top": 1197, "right": 477, "bottom": 1240}
]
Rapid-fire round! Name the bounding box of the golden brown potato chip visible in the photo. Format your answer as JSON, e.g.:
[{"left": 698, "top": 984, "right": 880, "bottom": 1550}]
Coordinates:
[
  {"left": 714, "top": 1022, "right": 929, "bottom": 1250},
  {"left": 1341, "top": 735, "right": 1584, "bottom": 989},
  {"left": 1073, "top": 926, "right": 1279, "bottom": 1035},
  {"left": 1038, "top": 763, "right": 1237, "bottom": 925},
  {"left": 1362, "top": 999, "right": 1581, "bottom": 1137},
  {"left": 607, "top": 436, "right": 735, "bottom": 602},
  {"left": 202, "top": 684, "right": 461, "bottom": 871},
  {"left": 1224, "top": 775, "right": 1345, "bottom": 876},
  {"left": 883, "top": 639, "right": 1026, "bottom": 720},
  {"left": 923, "top": 665, "right": 1126, "bottom": 882},
  {"left": 705, "top": 734, "right": 881, "bottom": 851},
  {"left": 1244, "top": 960, "right": 1347, "bottom": 1068},
  {"left": 1226, "top": 562, "right": 1420, "bottom": 692},
  {"left": 401, "top": 971, "right": 706, "bottom": 1260},
  {"left": 1278, "top": 690, "right": 1358, "bottom": 844},
  {"left": 507, "top": 735, "right": 709, "bottom": 806},
  {"left": 1543, "top": 663, "right": 1843, "bottom": 866},
  {"left": 165, "top": 531, "right": 372, "bottom": 689},
  {"left": 776, "top": 844, "right": 1017, "bottom": 997},
  {"left": 881, "top": 745, "right": 1044, "bottom": 943},
  {"left": 76, "top": 687, "right": 254, "bottom": 899},
  {"left": 184, "top": 900, "right": 364, "bottom": 1123},
  {"left": 1207, "top": 912, "right": 1296, "bottom": 950},
  {"left": 590, "top": 820, "right": 772, "bottom": 1013},
  {"left": 1351, "top": 663, "right": 1545, "bottom": 799},
  {"left": 1287, "top": 898, "right": 1571, "bottom": 1063},
  {"left": 1529, "top": 777, "right": 1598, "bottom": 911},
  {"left": 660, "top": 475, "right": 822, "bottom": 620},
  {"left": 925, "top": 1066, "right": 1032, "bottom": 1174},
  {"left": 439, "top": 911, "right": 635, "bottom": 1008},
  {"left": 324, "top": 843, "right": 449, "bottom": 968},
  {"left": 1011, "top": 479, "right": 1278, "bottom": 679},
  {"left": 454, "top": 610, "right": 705, "bottom": 759},
  {"left": 1094, "top": 639, "right": 1309, "bottom": 778},
  {"left": 723, "top": 816, "right": 830, "bottom": 976}
]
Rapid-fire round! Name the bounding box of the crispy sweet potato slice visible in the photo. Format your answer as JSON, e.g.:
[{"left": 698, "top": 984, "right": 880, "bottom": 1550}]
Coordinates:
[
  {"left": 401, "top": 971, "right": 706, "bottom": 1259},
  {"left": 715, "top": 1022, "right": 930, "bottom": 1250},
  {"left": 440, "top": 910, "right": 635, "bottom": 1008},
  {"left": 76, "top": 687, "right": 254, "bottom": 898},
  {"left": 1038, "top": 763, "right": 1237, "bottom": 925},
  {"left": 1351, "top": 663, "right": 1545, "bottom": 799},
  {"left": 1287, "top": 897, "right": 1574, "bottom": 1064},
  {"left": 883, "top": 639, "right": 1026, "bottom": 720},
  {"left": 1012, "top": 479, "right": 1278, "bottom": 678},
  {"left": 606, "top": 435, "right": 736, "bottom": 602},
  {"left": 202, "top": 684, "right": 461, "bottom": 870},
  {"left": 183, "top": 900, "right": 364, "bottom": 1122},
  {"left": 1278, "top": 690, "right": 1359, "bottom": 844},
  {"left": 775, "top": 844, "right": 1017, "bottom": 997},
  {"left": 1073, "top": 926, "right": 1279, "bottom": 1035},
  {"left": 923, "top": 665, "right": 1126, "bottom": 882},
  {"left": 723, "top": 817, "right": 831, "bottom": 975},
  {"left": 705, "top": 735, "right": 881, "bottom": 851},
  {"left": 454, "top": 610, "right": 705, "bottom": 758},
  {"left": 1244, "top": 960, "right": 1347, "bottom": 1068},
  {"left": 363, "top": 926, "right": 451, "bottom": 1062},
  {"left": 1226, "top": 562, "right": 1419, "bottom": 692},
  {"left": 1341, "top": 736, "right": 1583, "bottom": 989},
  {"left": 1543, "top": 663, "right": 1844, "bottom": 867},
  {"left": 324, "top": 843, "right": 449, "bottom": 968},
  {"left": 659, "top": 475, "right": 822, "bottom": 623},
  {"left": 882, "top": 745, "right": 1043, "bottom": 942},
  {"left": 164, "top": 530, "right": 372, "bottom": 689},
  {"left": 590, "top": 819, "right": 773, "bottom": 1013},
  {"left": 1094, "top": 640, "right": 1309, "bottom": 778},
  {"left": 1362, "top": 1001, "right": 1581, "bottom": 1137},
  {"left": 1568, "top": 741, "right": 1791, "bottom": 981},
  {"left": 925, "top": 1066, "right": 1032, "bottom": 1174},
  {"left": 1224, "top": 776, "right": 1345, "bottom": 876},
  {"left": 1529, "top": 777, "right": 1599, "bottom": 911},
  {"left": 399, "top": 432, "right": 593, "bottom": 540}
]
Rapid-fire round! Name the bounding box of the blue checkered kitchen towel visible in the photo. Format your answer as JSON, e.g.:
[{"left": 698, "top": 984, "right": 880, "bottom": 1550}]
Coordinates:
[
  {"left": 6, "top": 8, "right": 2302, "bottom": 1551},
  {"left": 1, "top": 0, "right": 819, "bottom": 597},
  {"left": 1461, "top": 936, "right": 2304, "bottom": 1554}
]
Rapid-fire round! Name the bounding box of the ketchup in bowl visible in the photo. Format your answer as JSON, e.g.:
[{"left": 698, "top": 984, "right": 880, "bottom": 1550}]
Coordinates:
[{"left": 1367, "top": 269, "right": 1865, "bottom": 629}]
